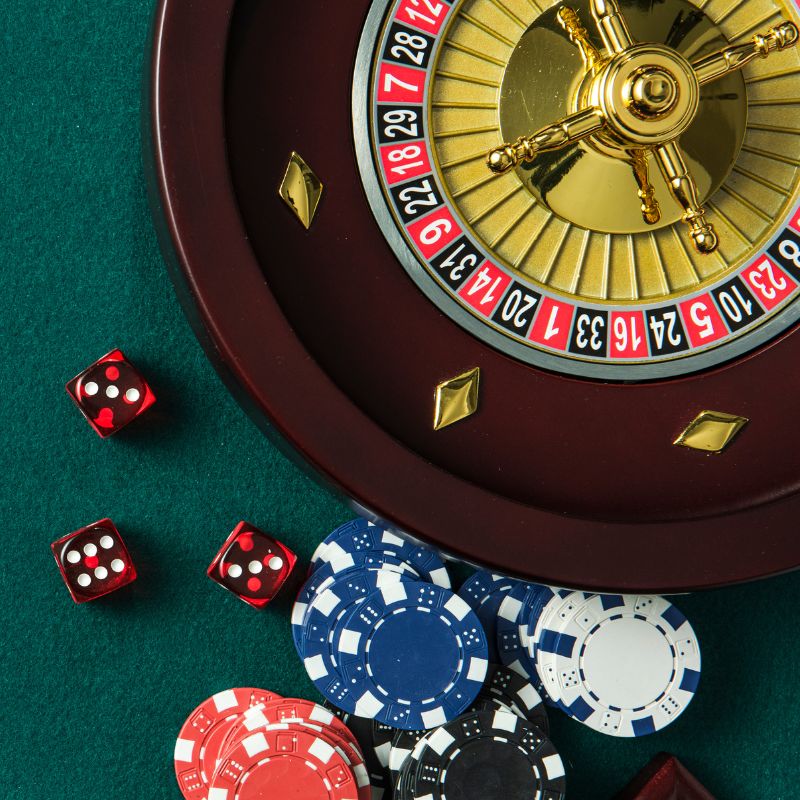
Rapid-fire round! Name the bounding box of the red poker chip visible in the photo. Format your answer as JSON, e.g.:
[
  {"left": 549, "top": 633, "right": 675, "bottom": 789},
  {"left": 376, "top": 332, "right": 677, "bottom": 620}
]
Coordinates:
[
  {"left": 215, "top": 700, "right": 370, "bottom": 799},
  {"left": 218, "top": 698, "right": 363, "bottom": 762},
  {"left": 210, "top": 723, "right": 361, "bottom": 800},
  {"left": 173, "top": 687, "right": 281, "bottom": 800},
  {"left": 241, "top": 720, "right": 371, "bottom": 800}
]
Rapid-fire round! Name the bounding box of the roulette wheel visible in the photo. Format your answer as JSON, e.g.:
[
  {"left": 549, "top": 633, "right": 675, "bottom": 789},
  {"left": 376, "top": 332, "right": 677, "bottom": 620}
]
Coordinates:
[{"left": 146, "top": 0, "right": 800, "bottom": 591}]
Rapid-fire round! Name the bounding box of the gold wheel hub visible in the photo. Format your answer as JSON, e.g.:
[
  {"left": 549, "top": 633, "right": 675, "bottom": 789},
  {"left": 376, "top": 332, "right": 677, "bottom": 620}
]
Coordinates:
[
  {"left": 626, "top": 67, "right": 679, "bottom": 119},
  {"left": 497, "top": 0, "right": 744, "bottom": 237},
  {"left": 594, "top": 46, "right": 699, "bottom": 145},
  {"left": 490, "top": 0, "right": 798, "bottom": 253}
]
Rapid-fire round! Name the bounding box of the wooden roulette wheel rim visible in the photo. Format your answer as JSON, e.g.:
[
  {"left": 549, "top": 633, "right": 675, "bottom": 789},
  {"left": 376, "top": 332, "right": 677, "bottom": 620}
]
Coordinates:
[{"left": 145, "top": 0, "right": 800, "bottom": 591}]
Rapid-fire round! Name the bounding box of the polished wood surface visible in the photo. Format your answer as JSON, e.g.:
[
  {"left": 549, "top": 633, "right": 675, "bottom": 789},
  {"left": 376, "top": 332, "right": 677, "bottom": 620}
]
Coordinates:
[{"left": 147, "top": 0, "right": 800, "bottom": 590}]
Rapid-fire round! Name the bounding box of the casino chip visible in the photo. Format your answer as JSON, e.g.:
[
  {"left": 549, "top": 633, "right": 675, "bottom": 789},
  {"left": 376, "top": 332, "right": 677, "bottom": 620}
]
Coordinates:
[
  {"left": 496, "top": 583, "right": 542, "bottom": 682},
  {"left": 537, "top": 593, "right": 702, "bottom": 737},
  {"left": 457, "top": 570, "right": 520, "bottom": 664},
  {"left": 218, "top": 698, "right": 363, "bottom": 763},
  {"left": 388, "top": 728, "right": 428, "bottom": 783},
  {"left": 335, "top": 580, "right": 489, "bottom": 729},
  {"left": 209, "top": 723, "right": 361, "bottom": 800},
  {"left": 237, "top": 719, "right": 370, "bottom": 799},
  {"left": 525, "top": 586, "right": 575, "bottom": 663},
  {"left": 173, "top": 687, "right": 281, "bottom": 800},
  {"left": 323, "top": 701, "right": 392, "bottom": 799},
  {"left": 310, "top": 518, "right": 375, "bottom": 568},
  {"left": 532, "top": 590, "right": 599, "bottom": 710},
  {"left": 371, "top": 720, "right": 395, "bottom": 771},
  {"left": 388, "top": 694, "right": 518, "bottom": 783},
  {"left": 406, "top": 709, "right": 566, "bottom": 800},
  {"left": 292, "top": 552, "right": 421, "bottom": 655},
  {"left": 311, "top": 518, "right": 451, "bottom": 588},
  {"left": 479, "top": 664, "right": 549, "bottom": 735},
  {"left": 302, "top": 568, "right": 416, "bottom": 712}
]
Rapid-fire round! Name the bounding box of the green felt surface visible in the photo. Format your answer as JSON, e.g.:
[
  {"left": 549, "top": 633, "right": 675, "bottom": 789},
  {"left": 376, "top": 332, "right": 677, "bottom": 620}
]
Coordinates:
[{"left": 2, "top": 1, "right": 800, "bottom": 797}]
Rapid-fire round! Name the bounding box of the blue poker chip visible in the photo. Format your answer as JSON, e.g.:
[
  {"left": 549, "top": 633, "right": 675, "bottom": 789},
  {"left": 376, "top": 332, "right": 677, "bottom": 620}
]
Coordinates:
[
  {"left": 309, "top": 517, "right": 375, "bottom": 571},
  {"left": 311, "top": 518, "right": 451, "bottom": 588},
  {"left": 335, "top": 580, "right": 489, "bottom": 730},
  {"left": 301, "top": 567, "right": 415, "bottom": 713},
  {"left": 526, "top": 586, "right": 579, "bottom": 664},
  {"left": 291, "top": 552, "right": 421, "bottom": 656},
  {"left": 457, "top": 570, "right": 520, "bottom": 664},
  {"left": 496, "top": 583, "right": 543, "bottom": 684}
]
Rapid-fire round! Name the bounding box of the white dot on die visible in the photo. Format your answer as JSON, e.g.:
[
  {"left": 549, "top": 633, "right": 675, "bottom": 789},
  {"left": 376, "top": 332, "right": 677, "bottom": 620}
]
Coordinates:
[
  {"left": 95, "top": 566, "right": 108, "bottom": 580},
  {"left": 248, "top": 560, "right": 263, "bottom": 575},
  {"left": 84, "top": 382, "right": 99, "bottom": 396},
  {"left": 99, "top": 535, "right": 114, "bottom": 549},
  {"left": 125, "top": 388, "right": 141, "bottom": 403},
  {"left": 83, "top": 543, "right": 97, "bottom": 557},
  {"left": 268, "top": 556, "right": 284, "bottom": 571},
  {"left": 106, "top": 385, "right": 120, "bottom": 399},
  {"left": 227, "top": 564, "right": 243, "bottom": 579},
  {"left": 110, "top": 559, "right": 125, "bottom": 573},
  {"left": 77, "top": 574, "right": 91, "bottom": 587},
  {"left": 66, "top": 550, "right": 81, "bottom": 564}
]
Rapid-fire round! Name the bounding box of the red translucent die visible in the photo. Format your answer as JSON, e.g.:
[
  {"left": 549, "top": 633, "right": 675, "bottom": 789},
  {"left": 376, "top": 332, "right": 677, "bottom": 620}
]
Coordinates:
[
  {"left": 613, "top": 753, "right": 716, "bottom": 800},
  {"left": 51, "top": 519, "right": 137, "bottom": 603},
  {"left": 66, "top": 349, "right": 156, "bottom": 437},
  {"left": 207, "top": 522, "right": 297, "bottom": 608}
]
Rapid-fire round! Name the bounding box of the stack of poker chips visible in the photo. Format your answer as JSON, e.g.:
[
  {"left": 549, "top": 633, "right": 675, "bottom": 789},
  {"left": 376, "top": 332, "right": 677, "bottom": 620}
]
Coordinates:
[
  {"left": 292, "top": 519, "right": 490, "bottom": 734},
  {"left": 392, "top": 707, "right": 566, "bottom": 800},
  {"left": 172, "top": 672, "right": 564, "bottom": 800},
  {"left": 458, "top": 571, "right": 703, "bottom": 738},
  {"left": 385, "top": 663, "right": 565, "bottom": 799},
  {"left": 328, "top": 661, "right": 563, "bottom": 799},
  {"left": 173, "top": 689, "right": 374, "bottom": 800}
]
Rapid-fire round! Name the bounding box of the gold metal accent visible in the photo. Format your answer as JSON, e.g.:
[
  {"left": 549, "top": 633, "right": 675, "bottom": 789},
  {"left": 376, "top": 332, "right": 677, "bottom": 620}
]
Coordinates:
[
  {"left": 630, "top": 149, "right": 660, "bottom": 225},
  {"left": 486, "top": 5, "right": 798, "bottom": 254},
  {"left": 433, "top": 368, "right": 480, "bottom": 430},
  {"left": 557, "top": 6, "right": 601, "bottom": 72},
  {"left": 673, "top": 410, "right": 749, "bottom": 453},
  {"left": 487, "top": 108, "right": 606, "bottom": 174},
  {"left": 278, "top": 152, "right": 324, "bottom": 230},
  {"left": 694, "top": 21, "right": 800, "bottom": 85},
  {"left": 624, "top": 68, "right": 680, "bottom": 119},
  {"left": 429, "top": 0, "right": 800, "bottom": 303},
  {"left": 591, "top": 0, "right": 634, "bottom": 54},
  {"left": 487, "top": 5, "right": 798, "bottom": 253},
  {"left": 654, "top": 141, "right": 718, "bottom": 253}
]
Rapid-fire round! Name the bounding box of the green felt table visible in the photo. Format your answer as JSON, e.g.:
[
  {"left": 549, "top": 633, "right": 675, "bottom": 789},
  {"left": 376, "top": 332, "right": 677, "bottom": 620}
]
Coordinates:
[{"left": 2, "top": 1, "right": 800, "bottom": 797}]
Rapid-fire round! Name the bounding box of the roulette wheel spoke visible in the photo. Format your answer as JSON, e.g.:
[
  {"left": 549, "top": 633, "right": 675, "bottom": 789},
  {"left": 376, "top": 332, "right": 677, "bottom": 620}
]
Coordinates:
[
  {"left": 486, "top": 108, "right": 607, "bottom": 173},
  {"left": 654, "top": 141, "right": 717, "bottom": 254},
  {"left": 694, "top": 20, "right": 800, "bottom": 85},
  {"left": 591, "top": 0, "right": 636, "bottom": 54}
]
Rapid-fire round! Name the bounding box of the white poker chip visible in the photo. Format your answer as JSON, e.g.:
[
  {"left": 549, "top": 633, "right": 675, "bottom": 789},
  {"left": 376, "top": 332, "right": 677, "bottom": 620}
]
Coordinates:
[
  {"left": 531, "top": 590, "right": 586, "bottom": 705},
  {"left": 539, "top": 593, "right": 701, "bottom": 737}
]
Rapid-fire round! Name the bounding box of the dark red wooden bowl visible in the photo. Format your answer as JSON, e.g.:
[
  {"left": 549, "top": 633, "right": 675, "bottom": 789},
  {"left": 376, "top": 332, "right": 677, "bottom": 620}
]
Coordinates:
[{"left": 145, "top": 0, "right": 800, "bottom": 591}]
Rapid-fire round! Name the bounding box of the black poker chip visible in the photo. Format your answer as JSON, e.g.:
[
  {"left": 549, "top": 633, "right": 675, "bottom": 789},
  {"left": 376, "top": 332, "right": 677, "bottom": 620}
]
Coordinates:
[
  {"left": 479, "top": 664, "right": 550, "bottom": 735},
  {"left": 322, "top": 701, "right": 391, "bottom": 793},
  {"left": 405, "top": 710, "right": 566, "bottom": 800},
  {"left": 388, "top": 692, "right": 515, "bottom": 783},
  {"left": 388, "top": 727, "right": 428, "bottom": 783},
  {"left": 469, "top": 692, "right": 515, "bottom": 715},
  {"left": 372, "top": 719, "right": 396, "bottom": 771}
]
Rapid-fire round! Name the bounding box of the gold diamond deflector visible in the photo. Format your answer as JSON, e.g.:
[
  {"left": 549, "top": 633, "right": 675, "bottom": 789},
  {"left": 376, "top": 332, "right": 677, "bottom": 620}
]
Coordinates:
[
  {"left": 278, "top": 152, "right": 323, "bottom": 230},
  {"left": 433, "top": 368, "right": 481, "bottom": 431},
  {"left": 673, "top": 410, "right": 749, "bottom": 453}
]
